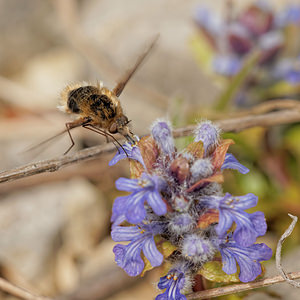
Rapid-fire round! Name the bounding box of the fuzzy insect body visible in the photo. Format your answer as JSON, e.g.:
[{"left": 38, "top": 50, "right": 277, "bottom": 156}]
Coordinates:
[
  {"left": 54, "top": 36, "right": 159, "bottom": 154},
  {"left": 26, "top": 36, "right": 158, "bottom": 155},
  {"left": 59, "top": 81, "right": 132, "bottom": 141}
]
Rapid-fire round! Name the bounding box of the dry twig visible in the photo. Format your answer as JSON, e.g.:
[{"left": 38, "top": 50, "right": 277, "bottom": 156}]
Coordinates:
[
  {"left": 1, "top": 106, "right": 300, "bottom": 184},
  {"left": 276, "top": 214, "right": 300, "bottom": 288},
  {"left": 186, "top": 271, "right": 300, "bottom": 299},
  {"left": 0, "top": 277, "right": 51, "bottom": 300}
]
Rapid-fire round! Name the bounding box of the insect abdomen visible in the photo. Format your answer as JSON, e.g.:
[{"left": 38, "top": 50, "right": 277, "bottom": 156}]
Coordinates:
[
  {"left": 89, "top": 94, "right": 116, "bottom": 120},
  {"left": 67, "top": 86, "right": 98, "bottom": 114}
]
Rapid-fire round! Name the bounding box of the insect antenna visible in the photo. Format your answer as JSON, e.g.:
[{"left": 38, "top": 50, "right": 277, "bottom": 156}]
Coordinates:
[
  {"left": 112, "top": 34, "right": 159, "bottom": 97},
  {"left": 82, "top": 124, "right": 129, "bottom": 157}
]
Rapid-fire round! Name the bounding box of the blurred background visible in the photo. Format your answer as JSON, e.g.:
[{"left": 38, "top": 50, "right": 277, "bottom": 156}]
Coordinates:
[{"left": 0, "top": 0, "right": 300, "bottom": 299}]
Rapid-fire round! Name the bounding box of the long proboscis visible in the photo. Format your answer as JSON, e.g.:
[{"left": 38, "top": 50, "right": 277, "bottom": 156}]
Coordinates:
[{"left": 112, "top": 34, "right": 159, "bottom": 97}]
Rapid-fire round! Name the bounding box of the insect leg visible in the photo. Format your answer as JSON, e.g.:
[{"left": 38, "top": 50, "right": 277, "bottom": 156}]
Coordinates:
[
  {"left": 64, "top": 122, "right": 76, "bottom": 155},
  {"left": 83, "top": 125, "right": 128, "bottom": 157}
]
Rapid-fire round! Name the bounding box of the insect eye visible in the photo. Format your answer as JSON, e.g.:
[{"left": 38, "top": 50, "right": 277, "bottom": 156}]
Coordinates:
[{"left": 109, "top": 123, "right": 118, "bottom": 134}]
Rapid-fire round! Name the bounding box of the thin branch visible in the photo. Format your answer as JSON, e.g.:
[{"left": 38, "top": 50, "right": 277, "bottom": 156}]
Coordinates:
[
  {"left": 186, "top": 271, "right": 300, "bottom": 299},
  {"left": 0, "top": 142, "right": 115, "bottom": 183},
  {"left": 276, "top": 214, "right": 300, "bottom": 288},
  {"left": 1, "top": 105, "right": 300, "bottom": 184},
  {"left": 0, "top": 277, "right": 52, "bottom": 300}
]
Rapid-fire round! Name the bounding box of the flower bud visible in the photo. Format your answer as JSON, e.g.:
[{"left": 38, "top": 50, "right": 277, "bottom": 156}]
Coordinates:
[
  {"left": 181, "top": 233, "right": 216, "bottom": 264},
  {"left": 190, "top": 158, "right": 213, "bottom": 181},
  {"left": 170, "top": 156, "right": 190, "bottom": 183},
  {"left": 194, "top": 121, "right": 220, "bottom": 156},
  {"left": 168, "top": 213, "right": 196, "bottom": 235},
  {"left": 173, "top": 195, "right": 190, "bottom": 212},
  {"left": 151, "top": 120, "right": 175, "bottom": 156}
]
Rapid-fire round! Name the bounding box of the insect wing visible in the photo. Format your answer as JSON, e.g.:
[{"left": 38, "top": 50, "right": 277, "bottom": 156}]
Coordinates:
[{"left": 112, "top": 35, "right": 159, "bottom": 97}]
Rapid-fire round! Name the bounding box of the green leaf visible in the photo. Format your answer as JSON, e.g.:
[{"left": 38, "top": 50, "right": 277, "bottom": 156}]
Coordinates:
[
  {"left": 199, "top": 261, "right": 240, "bottom": 283},
  {"left": 155, "top": 236, "right": 177, "bottom": 258}
]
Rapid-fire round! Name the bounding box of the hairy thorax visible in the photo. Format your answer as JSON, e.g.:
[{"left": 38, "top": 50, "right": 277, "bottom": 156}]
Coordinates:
[{"left": 60, "top": 82, "right": 123, "bottom": 129}]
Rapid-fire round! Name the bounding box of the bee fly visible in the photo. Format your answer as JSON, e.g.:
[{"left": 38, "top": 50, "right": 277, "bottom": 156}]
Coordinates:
[{"left": 30, "top": 36, "right": 158, "bottom": 155}]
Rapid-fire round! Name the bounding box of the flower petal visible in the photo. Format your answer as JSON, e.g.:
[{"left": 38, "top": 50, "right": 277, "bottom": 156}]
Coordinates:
[
  {"left": 250, "top": 211, "right": 267, "bottom": 236},
  {"left": 115, "top": 177, "right": 139, "bottom": 192},
  {"left": 220, "top": 248, "right": 237, "bottom": 275},
  {"left": 111, "top": 195, "right": 129, "bottom": 223},
  {"left": 111, "top": 225, "right": 141, "bottom": 242},
  {"left": 147, "top": 191, "right": 167, "bottom": 216},
  {"left": 221, "top": 153, "right": 249, "bottom": 174},
  {"left": 126, "top": 191, "right": 147, "bottom": 224},
  {"left": 143, "top": 236, "right": 163, "bottom": 267},
  {"left": 113, "top": 241, "right": 144, "bottom": 276},
  {"left": 230, "top": 193, "right": 258, "bottom": 210}
]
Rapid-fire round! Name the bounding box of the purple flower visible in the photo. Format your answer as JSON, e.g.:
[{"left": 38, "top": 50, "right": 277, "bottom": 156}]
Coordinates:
[
  {"left": 194, "top": 121, "right": 220, "bottom": 156},
  {"left": 276, "top": 5, "right": 300, "bottom": 26},
  {"left": 273, "top": 57, "right": 300, "bottom": 84},
  {"left": 201, "top": 193, "right": 267, "bottom": 247},
  {"left": 213, "top": 55, "right": 242, "bottom": 76},
  {"left": 221, "top": 153, "right": 250, "bottom": 174},
  {"left": 112, "top": 223, "right": 164, "bottom": 276},
  {"left": 109, "top": 141, "right": 145, "bottom": 168},
  {"left": 218, "top": 238, "right": 272, "bottom": 282},
  {"left": 195, "top": 7, "right": 223, "bottom": 38},
  {"left": 151, "top": 120, "right": 175, "bottom": 156},
  {"left": 113, "top": 173, "right": 167, "bottom": 224},
  {"left": 156, "top": 269, "right": 186, "bottom": 300},
  {"left": 227, "top": 23, "right": 253, "bottom": 55}
]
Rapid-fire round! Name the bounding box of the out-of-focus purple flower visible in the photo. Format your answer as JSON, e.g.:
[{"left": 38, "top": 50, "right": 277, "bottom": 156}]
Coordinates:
[
  {"left": 112, "top": 223, "right": 164, "bottom": 276},
  {"left": 109, "top": 141, "right": 145, "bottom": 168},
  {"left": 286, "top": 69, "right": 300, "bottom": 84},
  {"left": 258, "top": 31, "right": 283, "bottom": 63},
  {"left": 258, "top": 31, "right": 283, "bottom": 51},
  {"left": 273, "top": 57, "right": 300, "bottom": 84},
  {"left": 195, "top": 7, "right": 223, "bottom": 38},
  {"left": 201, "top": 193, "right": 267, "bottom": 247},
  {"left": 113, "top": 173, "right": 167, "bottom": 224},
  {"left": 156, "top": 269, "right": 187, "bottom": 300},
  {"left": 194, "top": 121, "right": 220, "bottom": 156},
  {"left": 227, "top": 23, "right": 253, "bottom": 55},
  {"left": 181, "top": 234, "right": 216, "bottom": 263},
  {"left": 238, "top": 2, "right": 274, "bottom": 36},
  {"left": 221, "top": 153, "right": 249, "bottom": 174},
  {"left": 276, "top": 5, "right": 300, "bottom": 27},
  {"left": 213, "top": 55, "right": 242, "bottom": 76},
  {"left": 151, "top": 120, "right": 175, "bottom": 156},
  {"left": 218, "top": 238, "right": 272, "bottom": 282}
]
